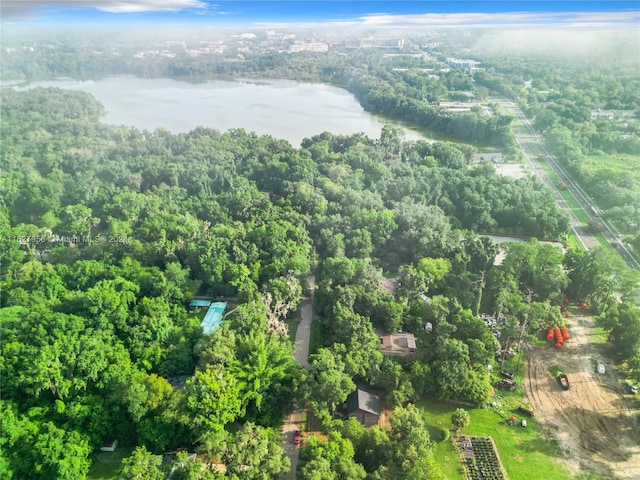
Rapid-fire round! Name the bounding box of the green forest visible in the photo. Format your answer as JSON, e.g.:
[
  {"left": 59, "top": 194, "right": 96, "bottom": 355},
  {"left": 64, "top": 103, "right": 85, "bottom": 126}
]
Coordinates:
[
  {"left": 3, "top": 29, "right": 638, "bottom": 252},
  {"left": 1, "top": 84, "right": 639, "bottom": 479},
  {"left": 1, "top": 24, "right": 640, "bottom": 480}
]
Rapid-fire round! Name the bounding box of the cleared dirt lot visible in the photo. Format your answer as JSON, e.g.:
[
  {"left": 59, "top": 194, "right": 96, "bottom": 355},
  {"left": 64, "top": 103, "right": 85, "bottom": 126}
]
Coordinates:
[{"left": 525, "top": 315, "right": 640, "bottom": 479}]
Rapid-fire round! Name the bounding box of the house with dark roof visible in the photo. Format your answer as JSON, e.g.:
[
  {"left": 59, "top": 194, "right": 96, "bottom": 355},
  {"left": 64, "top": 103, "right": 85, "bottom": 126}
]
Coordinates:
[{"left": 345, "top": 389, "right": 380, "bottom": 426}]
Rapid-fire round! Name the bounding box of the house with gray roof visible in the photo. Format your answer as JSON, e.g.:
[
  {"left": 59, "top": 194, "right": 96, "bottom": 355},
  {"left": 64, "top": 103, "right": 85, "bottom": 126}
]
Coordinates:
[{"left": 345, "top": 389, "right": 381, "bottom": 426}]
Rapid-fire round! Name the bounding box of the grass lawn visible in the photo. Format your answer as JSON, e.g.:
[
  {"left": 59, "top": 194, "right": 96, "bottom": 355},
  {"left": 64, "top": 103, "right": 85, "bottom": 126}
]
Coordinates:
[
  {"left": 418, "top": 399, "right": 573, "bottom": 480},
  {"left": 548, "top": 365, "right": 562, "bottom": 377},
  {"left": 565, "top": 233, "right": 582, "bottom": 250},
  {"left": 383, "top": 270, "right": 398, "bottom": 279},
  {"left": 87, "top": 447, "right": 133, "bottom": 480},
  {"left": 425, "top": 418, "right": 462, "bottom": 480}
]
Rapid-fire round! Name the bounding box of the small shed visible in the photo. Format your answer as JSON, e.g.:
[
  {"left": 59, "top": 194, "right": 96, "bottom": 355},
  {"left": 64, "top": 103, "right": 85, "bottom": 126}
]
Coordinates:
[
  {"left": 345, "top": 389, "right": 380, "bottom": 427},
  {"left": 100, "top": 439, "right": 118, "bottom": 452},
  {"left": 189, "top": 298, "right": 212, "bottom": 313},
  {"left": 189, "top": 299, "right": 212, "bottom": 308}
]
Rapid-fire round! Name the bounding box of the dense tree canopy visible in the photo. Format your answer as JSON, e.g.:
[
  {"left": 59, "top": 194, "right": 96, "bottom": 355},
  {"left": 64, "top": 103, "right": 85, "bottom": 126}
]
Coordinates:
[{"left": 1, "top": 41, "right": 637, "bottom": 478}]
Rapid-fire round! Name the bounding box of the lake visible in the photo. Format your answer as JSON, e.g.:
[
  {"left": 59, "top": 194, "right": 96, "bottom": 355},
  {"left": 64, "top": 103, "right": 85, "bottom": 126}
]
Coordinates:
[{"left": 19, "top": 76, "right": 429, "bottom": 146}]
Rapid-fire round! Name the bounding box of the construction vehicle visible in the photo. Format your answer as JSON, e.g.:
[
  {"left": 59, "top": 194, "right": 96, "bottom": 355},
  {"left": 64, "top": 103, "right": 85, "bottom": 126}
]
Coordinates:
[{"left": 558, "top": 373, "right": 570, "bottom": 390}]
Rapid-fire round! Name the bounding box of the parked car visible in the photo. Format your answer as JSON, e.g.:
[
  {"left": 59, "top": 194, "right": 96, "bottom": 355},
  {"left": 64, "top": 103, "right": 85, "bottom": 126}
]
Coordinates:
[{"left": 293, "top": 430, "right": 300, "bottom": 445}]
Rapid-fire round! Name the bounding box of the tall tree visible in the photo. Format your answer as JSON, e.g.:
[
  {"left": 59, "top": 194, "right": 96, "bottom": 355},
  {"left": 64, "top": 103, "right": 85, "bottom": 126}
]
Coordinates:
[
  {"left": 118, "top": 446, "right": 165, "bottom": 480},
  {"left": 565, "top": 247, "right": 639, "bottom": 313},
  {"left": 299, "top": 431, "right": 366, "bottom": 480},
  {"left": 451, "top": 408, "right": 471, "bottom": 431},
  {"left": 228, "top": 329, "right": 295, "bottom": 423},
  {"left": 386, "top": 404, "right": 443, "bottom": 480},
  {"left": 199, "top": 423, "right": 290, "bottom": 480},
  {"left": 185, "top": 366, "right": 243, "bottom": 434},
  {"left": 308, "top": 348, "right": 356, "bottom": 419},
  {"left": 1, "top": 403, "right": 92, "bottom": 480}
]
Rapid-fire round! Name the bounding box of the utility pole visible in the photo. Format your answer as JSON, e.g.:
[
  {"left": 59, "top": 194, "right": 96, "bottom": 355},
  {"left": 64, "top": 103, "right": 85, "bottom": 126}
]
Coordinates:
[{"left": 515, "top": 288, "right": 535, "bottom": 374}]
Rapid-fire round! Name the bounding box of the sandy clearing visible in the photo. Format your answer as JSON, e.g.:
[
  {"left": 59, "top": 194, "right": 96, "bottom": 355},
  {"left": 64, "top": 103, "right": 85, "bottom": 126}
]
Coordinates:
[{"left": 525, "top": 315, "right": 640, "bottom": 479}]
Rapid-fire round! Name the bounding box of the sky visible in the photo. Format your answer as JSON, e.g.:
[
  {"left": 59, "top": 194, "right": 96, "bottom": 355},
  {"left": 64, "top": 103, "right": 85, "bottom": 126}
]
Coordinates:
[{"left": 2, "top": 1, "right": 639, "bottom": 28}]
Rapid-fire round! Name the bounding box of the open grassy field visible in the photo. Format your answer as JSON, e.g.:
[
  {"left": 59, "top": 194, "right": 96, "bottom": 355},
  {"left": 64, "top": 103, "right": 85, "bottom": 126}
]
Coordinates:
[
  {"left": 582, "top": 154, "right": 640, "bottom": 190},
  {"left": 418, "top": 399, "right": 574, "bottom": 480},
  {"left": 87, "top": 447, "right": 133, "bottom": 479}
]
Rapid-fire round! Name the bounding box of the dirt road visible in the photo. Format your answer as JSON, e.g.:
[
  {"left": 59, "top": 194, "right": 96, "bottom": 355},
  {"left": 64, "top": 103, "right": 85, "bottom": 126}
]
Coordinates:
[{"left": 525, "top": 315, "right": 640, "bottom": 479}]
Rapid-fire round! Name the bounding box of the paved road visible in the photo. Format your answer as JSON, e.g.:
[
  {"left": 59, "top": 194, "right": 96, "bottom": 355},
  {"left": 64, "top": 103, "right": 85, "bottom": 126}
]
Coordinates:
[
  {"left": 293, "top": 275, "right": 316, "bottom": 370},
  {"left": 497, "top": 99, "right": 640, "bottom": 269},
  {"left": 282, "top": 410, "right": 304, "bottom": 479},
  {"left": 282, "top": 274, "right": 316, "bottom": 479}
]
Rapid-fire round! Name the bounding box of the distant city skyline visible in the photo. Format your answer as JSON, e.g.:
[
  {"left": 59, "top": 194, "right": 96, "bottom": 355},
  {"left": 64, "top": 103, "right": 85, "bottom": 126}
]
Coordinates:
[{"left": 2, "top": 1, "right": 639, "bottom": 28}]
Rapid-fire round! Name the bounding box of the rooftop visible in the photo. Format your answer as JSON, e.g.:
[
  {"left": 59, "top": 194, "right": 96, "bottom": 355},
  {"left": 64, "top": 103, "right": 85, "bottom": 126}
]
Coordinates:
[
  {"left": 378, "top": 331, "right": 417, "bottom": 356},
  {"left": 189, "top": 299, "right": 212, "bottom": 308},
  {"left": 201, "top": 301, "right": 228, "bottom": 335},
  {"left": 346, "top": 389, "right": 381, "bottom": 416}
]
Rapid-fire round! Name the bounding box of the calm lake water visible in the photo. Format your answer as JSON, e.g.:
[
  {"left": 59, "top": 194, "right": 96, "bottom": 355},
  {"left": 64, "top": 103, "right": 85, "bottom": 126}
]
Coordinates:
[{"left": 21, "top": 76, "right": 429, "bottom": 146}]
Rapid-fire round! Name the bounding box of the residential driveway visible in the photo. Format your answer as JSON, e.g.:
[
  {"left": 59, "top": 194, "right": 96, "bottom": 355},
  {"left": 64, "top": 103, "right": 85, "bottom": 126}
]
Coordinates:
[
  {"left": 293, "top": 275, "right": 315, "bottom": 370},
  {"left": 281, "top": 409, "right": 304, "bottom": 479},
  {"left": 283, "top": 275, "right": 315, "bottom": 479}
]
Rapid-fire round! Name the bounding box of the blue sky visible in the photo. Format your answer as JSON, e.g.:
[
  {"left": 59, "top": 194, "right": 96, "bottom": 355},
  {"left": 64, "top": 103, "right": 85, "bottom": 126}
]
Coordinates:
[{"left": 2, "top": 1, "right": 639, "bottom": 27}]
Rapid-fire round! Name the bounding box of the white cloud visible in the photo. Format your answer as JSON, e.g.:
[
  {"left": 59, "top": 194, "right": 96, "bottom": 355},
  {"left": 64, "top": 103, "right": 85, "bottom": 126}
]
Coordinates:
[
  {"left": 357, "top": 11, "right": 640, "bottom": 27},
  {"left": 256, "top": 10, "right": 640, "bottom": 30},
  {"left": 1, "top": 0, "right": 212, "bottom": 21},
  {"left": 2, "top": 2, "right": 638, "bottom": 26},
  {"left": 96, "top": 0, "right": 209, "bottom": 13}
]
